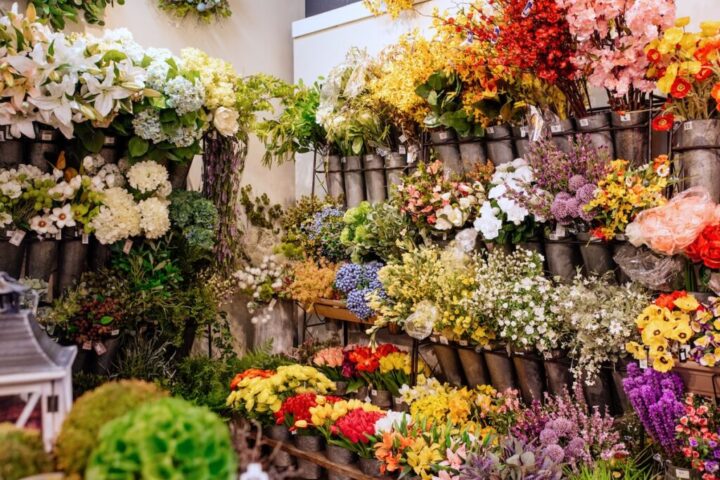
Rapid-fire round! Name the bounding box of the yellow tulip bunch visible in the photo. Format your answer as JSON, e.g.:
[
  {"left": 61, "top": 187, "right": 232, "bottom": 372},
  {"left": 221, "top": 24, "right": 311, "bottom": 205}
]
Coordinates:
[
  {"left": 626, "top": 293, "right": 702, "bottom": 372},
  {"left": 310, "top": 399, "right": 382, "bottom": 439},
  {"left": 226, "top": 365, "right": 335, "bottom": 424}
]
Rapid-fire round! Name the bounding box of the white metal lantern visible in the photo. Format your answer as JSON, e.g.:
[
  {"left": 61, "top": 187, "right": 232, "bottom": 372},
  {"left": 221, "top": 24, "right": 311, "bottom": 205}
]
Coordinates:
[{"left": 0, "top": 272, "right": 76, "bottom": 451}]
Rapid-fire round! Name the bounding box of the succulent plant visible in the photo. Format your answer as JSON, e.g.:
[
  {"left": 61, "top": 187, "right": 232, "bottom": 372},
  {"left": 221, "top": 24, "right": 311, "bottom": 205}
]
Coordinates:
[
  {"left": 86, "top": 397, "right": 237, "bottom": 479},
  {"left": 55, "top": 380, "right": 168, "bottom": 478},
  {"left": 0, "top": 423, "right": 52, "bottom": 480}
]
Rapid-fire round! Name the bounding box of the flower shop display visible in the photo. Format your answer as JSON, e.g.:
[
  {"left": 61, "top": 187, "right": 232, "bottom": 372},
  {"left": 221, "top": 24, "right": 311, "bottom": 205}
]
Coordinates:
[{"left": 158, "top": 0, "right": 232, "bottom": 23}]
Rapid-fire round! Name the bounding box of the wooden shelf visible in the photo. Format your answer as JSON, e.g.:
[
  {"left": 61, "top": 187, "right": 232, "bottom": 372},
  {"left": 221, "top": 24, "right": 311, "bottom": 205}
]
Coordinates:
[
  {"left": 264, "top": 437, "right": 392, "bottom": 480},
  {"left": 314, "top": 298, "right": 375, "bottom": 325}
]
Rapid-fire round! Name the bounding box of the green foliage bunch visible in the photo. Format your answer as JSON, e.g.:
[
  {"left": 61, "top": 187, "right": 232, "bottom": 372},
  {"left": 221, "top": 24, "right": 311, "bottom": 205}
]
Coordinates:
[
  {"left": 86, "top": 397, "right": 237, "bottom": 480},
  {"left": 340, "top": 200, "right": 415, "bottom": 262},
  {"left": 0, "top": 423, "right": 52, "bottom": 480},
  {"left": 31, "top": 0, "right": 124, "bottom": 30}
]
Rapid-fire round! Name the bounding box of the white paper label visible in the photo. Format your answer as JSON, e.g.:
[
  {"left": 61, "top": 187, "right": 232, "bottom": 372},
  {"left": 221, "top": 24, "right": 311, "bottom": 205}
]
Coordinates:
[
  {"left": 105, "top": 136, "right": 116, "bottom": 145},
  {"left": 82, "top": 233, "right": 90, "bottom": 245},
  {"left": 55, "top": 231, "right": 62, "bottom": 240},
  {"left": 459, "top": 340, "right": 468, "bottom": 346},
  {"left": 41, "top": 131, "right": 53, "bottom": 141},
  {"left": 439, "top": 336, "right": 449, "bottom": 345},
  {"left": 555, "top": 224, "right": 566, "bottom": 238},
  {"left": 6, "top": 230, "right": 14, "bottom": 238},
  {"left": 398, "top": 145, "right": 407, "bottom": 154},
  {"left": 520, "top": 127, "right": 528, "bottom": 137},
  {"left": 683, "top": 122, "right": 693, "bottom": 131},
  {"left": 620, "top": 113, "right": 631, "bottom": 122},
  {"left": 341, "top": 157, "right": 346, "bottom": 164},
  {"left": 579, "top": 118, "right": 589, "bottom": 127},
  {"left": 82, "top": 341, "right": 92, "bottom": 351},
  {"left": 398, "top": 134, "right": 407, "bottom": 144},
  {"left": 371, "top": 389, "right": 378, "bottom": 396},
  {"left": 9, "top": 230, "right": 25, "bottom": 246},
  {"left": 550, "top": 124, "right": 562, "bottom": 133},
  {"left": 123, "top": 239, "right": 133, "bottom": 254},
  {"left": 94, "top": 342, "right": 107, "bottom": 356},
  {"left": 111, "top": 329, "right": 120, "bottom": 336},
  {"left": 676, "top": 469, "right": 691, "bottom": 479},
  {"left": 487, "top": 126, "right": 495, "bottom": 134},
  {"left": 439, "top": 131, "right": 450, "bottom": 140},
  {"left": 639, "top": 358, "right": 648, "bottom": 369}
]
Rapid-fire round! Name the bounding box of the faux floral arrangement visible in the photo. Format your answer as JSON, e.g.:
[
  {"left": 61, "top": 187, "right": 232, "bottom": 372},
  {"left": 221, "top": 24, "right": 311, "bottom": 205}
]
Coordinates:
[
  {"left": 473, "top": 248, "right": 561, "bottom": 353},
  {"left": 226, "top": 365, "right": 336, "bottom": 426},
  {"left": 334, "top": 262, "right": 385, "bottom": 320},
  {"left": 559, "top": 0, "right": 675, "bottom": 112},
  {"left": 554, "top": 274, "right": 650, "bottom": 383},
  {"left": 394, "top": 160, "right": 486, "bottom": 236},
  {"left": 233, "top": 255, "right": 291, "bottom": 322},
  {"left": 158, "top": 0, "right": 232, "bottom": 23},
  {"left": 675, "top": 394, "right": 720, "bottom": 479},
  {"left": 626, "top": 291, "right": 702, "bottom": 372},
  {"left": 340, "top": 201, "right": 415, "bottom": 263},
  {"left": 288, "top": 259, "right": 339, "bottom": 310},
  {"left": 274, "top": 393, "right": 341, "bottom": 433},
  {"left": 584, "top": 156, "right": 670, "bottom": 241},
  {"left": 623, "top": 363, "right": 686, "bottom": 456},
  {"left": 473, "top": 158, "right": 540, "bottom": 244},
  {"left": 523, "top": 136, "right": 610, "bottom": 229},
  {"left": 647, "top": 18, "right": 720, "bottom": 127}
]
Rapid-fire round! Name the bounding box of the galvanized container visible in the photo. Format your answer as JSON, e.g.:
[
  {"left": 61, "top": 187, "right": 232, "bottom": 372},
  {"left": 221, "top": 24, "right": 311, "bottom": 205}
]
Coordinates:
[
  {"left": 342, "top": 156, "right": 365, "bottom": 208},
  {"left": 458, "top": 137, "right": 486, "bottom": 172},
  {"left": 385, "top": 152, "right": 407, "bottom": 191},
  {"left": 549, "top": 118, "right": 574, "bottom": 153},
  {"left": 430, "top": 129, "right": 462, "bottom": 178},
  {"left": 363, "top": 154, "right": 387, "bottom": 204},
  {"left": 674, "top": 119, "right": 720, "bottom": 203},
  {"left": 485, "top": 124, "right": 515, "bottom": 166},
  {"left": 57, "top": 228, "right": 89, "bottom": 294},
  {"left": 575, "top": 112, "right": 614, "bottom": 159},
  {"left": 512, "top": 125, "right": 531, "bottom": 158},
  {"left": 512, "top": 349, "right": 546, "bottom": 404},
  {"left": 483, "top": 347, "right": 518, "bottom": 392},
  {"left": 611, "top": 111, "right": 649, "bottom": 167},
  {"left": 0, "top": 125, "right": 24, "bottom": 169},
  {"left": 544, "top": 231, "right": 583, "bottom": 283},
  {"left": 326, "top": 155, "right": 345, "bottom": 200},
  {"left": 457, "top": 347, "right": 491, "bottom": 388},
  {"left": 577, "top": 231, "right": 616, "bottom": 277},
  {"left": 433, "top": 342, "right": 464, "bottom": 386},
  {"left": 29, "top": 126, "right": 61, "bottom": 172}
]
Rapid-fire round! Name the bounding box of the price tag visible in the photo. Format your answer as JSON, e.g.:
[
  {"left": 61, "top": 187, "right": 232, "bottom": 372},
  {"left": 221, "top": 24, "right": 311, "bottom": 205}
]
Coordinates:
[
  {"left": 459, "top": 340, "right": 468, "bottom": 347},
  {"left": 82, "top": 233, "right": 90, "bottom": 245},
  {"left": 639, "top": 358, "right": 648, "bottom": 369},
  {"left": 341, "top": 157, "right": 346, "bottom": 164},
  {"left": 123, "top": 239, "right": 133, "bottom": 254},
  {"left": 679, "top": 345, "right": 690, "bottom": 362},
  {"left": 487, "top": 126, "right": 495, "bottom": 135},
  {"left": 371, "top": 389, "right": 378, "bottom": 396},
  {"left": 439, "top": 336, "right": 449, "bottom": 345},
  {"left": 438, "top": 130, "right": 450, "bottom": 140},
  {"left": 579, "top": 118, "right": 589, "bottom": 127},
  {"left": 398, "top": 145, "right": 407, "bottom": 154},
  {"left": 82, "top": 341, "right": 92, "bottom": 351},
  {"left": 519, "top": 126, "right": 528, "bottom": 137},
  {"left": 683, "top": 122, "right": 693, "bottom": 131},
  {"left": 620, "top": 113, "right": 631, "bottom": 122},
  {"left": 55, "top": 231, "right": 62, "bottom": 240},
  {"left": 111, "top": 329, "right": 120, "bottom": 336},
  {"left": 41, "top": 131, "right": 53, "bottom": 141},
  {"left": 521, "top": 0, "right": 533, "bottom": 17},
  {"left": 550, "top": 124, "right": 562, "bottom": 134},
  {"left": 9, "top": 230, "right": 25, "bottom": 246},
  {"left": 555, "top": 224, "right": 566, "bottom": 238},
  {"left": 6, "top": 230, "right": 14, "bottom": 238},
  {"left": 398, "top": 134, "right": 407, "bottom": 144},
  {"left": 94, "top": 342, "right": 107, "bottom": 356},
  {"left": 105, "top": 136, "right": 116, "bottom": 145},
  {"left": 676, "top": 469, "right": 691, "bottom": 479}
]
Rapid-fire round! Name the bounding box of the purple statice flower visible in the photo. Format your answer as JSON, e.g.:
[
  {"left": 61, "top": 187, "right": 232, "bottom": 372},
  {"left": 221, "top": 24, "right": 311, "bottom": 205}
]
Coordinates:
[{"left": 623, "top": 363, "right": 685, "bottom": 456}]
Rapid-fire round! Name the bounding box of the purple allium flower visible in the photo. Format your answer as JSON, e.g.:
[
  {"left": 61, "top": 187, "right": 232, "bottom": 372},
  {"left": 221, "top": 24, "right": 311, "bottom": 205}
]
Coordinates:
[
  {"left": 568, "top": 174, "right": 587, "bottom": 193},
  {"left": 540, "top": 428, "right": 559, "bottom": 446},
  {"left": 550, "top": 198, "right": 571, "bottom": 224},
  {"left": 543, "top": 444, "right": 565, "bottom": 464},
  {"left": 575, "top": 183, "right": 597, "bottom": 205}
]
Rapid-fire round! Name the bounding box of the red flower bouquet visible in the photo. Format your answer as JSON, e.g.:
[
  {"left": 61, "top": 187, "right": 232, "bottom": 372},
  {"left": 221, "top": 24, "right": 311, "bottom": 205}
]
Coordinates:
[
  {"left": 675, "top": 394, "right": 720, "bottom": 480},
  {"left": 331, "top": 408, "right": 385, "bottom": 457},
  {"left": 275, "top": 393, "right": 341, "bottom": 432},
  {"left": 686, "top": 224, "right": 720, "bottom": 270}
]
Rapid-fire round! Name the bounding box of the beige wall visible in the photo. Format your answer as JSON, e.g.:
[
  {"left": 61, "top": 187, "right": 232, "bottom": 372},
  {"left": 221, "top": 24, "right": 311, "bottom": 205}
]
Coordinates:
[{"left": 0, "top": 0, "right": 305, "bottom": 205}]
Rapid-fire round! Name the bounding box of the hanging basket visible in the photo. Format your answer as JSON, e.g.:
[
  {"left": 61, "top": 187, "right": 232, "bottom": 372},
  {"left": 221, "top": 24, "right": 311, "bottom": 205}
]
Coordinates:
[
  {"left": 363, "top": 154, "right": 387, "bottom": 204},
  {"left": 456, "top": 347, "right": 491, "bottom": 388},
  {"left": 575, "top": 112, "right": 614, "bottom": 158},
  {"left": 326, "top": 154, "right": 345, "bottom": 200},
  {"left": 432, "top": 341, "right": 464, "bottom": 386},
  {"left": 675, "top": 119, "right": 720, "bottom": 203},
  {"left": 0, "top": 229, "right": 26, "bottom": 279},
  {"left": 429, "top": 129, "right": 462, "bottom": 178},
  {"left": 342, "top": 156, "right": 365, "bottom": 208},
  {"left": 483, "top": 347, "right": 518, "bottom": 392},
  {"left": 577, "top": 231, "right": 616, "bottom": 277},
  {"left": 544, "top": 350, "right": 574, "bottom": 397},
  {"left": 549, "top": 118, "right": 574, "bottom": 153},
  {"left": 512, "top": 125, "right": 531, "bottom": 158},
  {"left": 544, "top": 231, "right": 583, "bottom": 283},
  {"left": 485, "top": 124, "right": 515, "bottom": 166},
  {"left": 58, "top": 228, "right": 89, "bottom": 294},
  {"left": 611, "top": 111, "right": 649, "bottom": 167},
  {"left": 29, "top": 126, "right": 61, "bottom": 172},
  {"left": 0, "top": 125, "right": 24, "bottom": 169},
  {"left": 512, "top": 349, "right": 546, "bottom": 404},
  {"left": 458, "top": 137, "right": 486, "bottom": 172}
]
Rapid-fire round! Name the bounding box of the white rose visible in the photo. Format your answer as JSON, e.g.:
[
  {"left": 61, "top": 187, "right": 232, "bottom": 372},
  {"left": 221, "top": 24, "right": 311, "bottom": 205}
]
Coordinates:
[{"left": 213, "top": 107, "right": 240, "bottom": 136}]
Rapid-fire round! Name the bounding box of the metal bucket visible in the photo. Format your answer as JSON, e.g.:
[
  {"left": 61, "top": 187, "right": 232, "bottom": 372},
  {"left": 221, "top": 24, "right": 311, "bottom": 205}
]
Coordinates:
[
  {"left": 544, "top": 232, "right": 583, "bottom": 283},
  {"left": 26, "top": 237, "right": 59, "bottom": 298},
  {"left": 359, "top": 458, "right": 383, "bottom": 477},
  {"left": 512, "top": 125, "right": 531, "bottom": 158},
  {"left": 485, "top": 124, "right": 515, "bottom": 166},
  {"left": 577, "top": 231, "right": 616, "bottom": 277},
  {"left": 326, "top": 155, "right": 345, "bottom": 200},
  {"left": 0, "top": 230, "right": 26, "bottom": 279},
  {"left": 385, "top": 152, "right": 407, "bottom": 191},
  {"left": 675, "top": 119, "right": 720, "bottom": 203},
  {"left": 458, "top": 137, "right": 486, "bottom": 172},
  {"left": 611, "top": 357, "right": 632, "bottom": 415},
  {"left": 326, "top": 444, "right": 357, "bottom": 465},
  {"left": 544, "top": 351, "right": 574, "bottom": 397},
  {"left": 58, "top": 229, "right": 89, "bottom": 294},
  {"left": 611, "top": 111, "right": 649, "bottom": 167},
  {"left": 29, "top": 126, "right": 61, "bottom": 172},
  {"left": 263, "top": 425, "right": 294, "bottom": 468},
  {"left": 549, "top": 118, "right": 574, "bottom": 153},
  {"left": 432, "top": 343, "right": 464, "bottom": 386},
  {"left": 0, "top": 125, "right": 24, "bottom": 169},
  {"left": 582, "top": 371, "right": 614, "bottom": 413},
  {"left": 294, "top": 435, "right": 323, "bottom": 479},
  {"left": 512, "top": 350, "right": 546, "bottom": 404},
  {"left": 89, "top": 241, "right": 112, "bottom": 270},
  {"left": 94, "top": 336, "right": 122, "bottom": 375},
  {"left": 370, "top": 388, "right": 392, "bottom": 409},
  {"left": 517, "top": 239, "right": 546, "bottom": 269},
  {"left": 457, "top": 347, "right": 491, "bottom": 387},
  {"left": 363, "top": 154, "right": 386, "bottom": 204},
  {"left": 430, "top": 129, "right": 462, "bottom": 178},
  {"left": 483, "top": 347, "right": 518, "bottom": 392},
  {"left": 575, "top": 112, "right": 614, "bottom": 158},
  {"left": 342, "top": 156, "right": 365, "bottom": 208}
]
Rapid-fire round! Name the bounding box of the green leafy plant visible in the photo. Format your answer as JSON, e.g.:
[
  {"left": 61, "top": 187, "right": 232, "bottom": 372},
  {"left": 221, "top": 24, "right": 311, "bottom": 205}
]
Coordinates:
[
  {"left": 86, "top": 397, "right": 237, "bottom": 479},
  {"left": 55, "top": 380, "right": 168, "bottom": 478},
  {"left": 415, "top": 70, "right": 483, "bottom": 138},
  {"left": 169, "top": 190, "right": 219, "bottom": 270},
  {"left": 569, "top": 460, "right": 651, "bottom": 480},
  {"left": 340, "top": 200, "right": 416, "bottom": 262},
  {"left": 157, "top": 0, "right": 232, "bottom": 23},
  {"left": 0, "top": 423, "right": 52, "bottom": 480},
  {"left": 31, "top": 0, "right": 124, "bottom": 30}
]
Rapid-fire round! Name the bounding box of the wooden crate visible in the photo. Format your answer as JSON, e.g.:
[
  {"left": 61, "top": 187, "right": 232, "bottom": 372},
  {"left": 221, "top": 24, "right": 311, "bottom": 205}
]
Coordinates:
[
  {"left": 674, "top": 361, "right": 720, "bottom": 399},
  {"left": 314, "top": 298, "right": 374, "bottom": 325}
]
